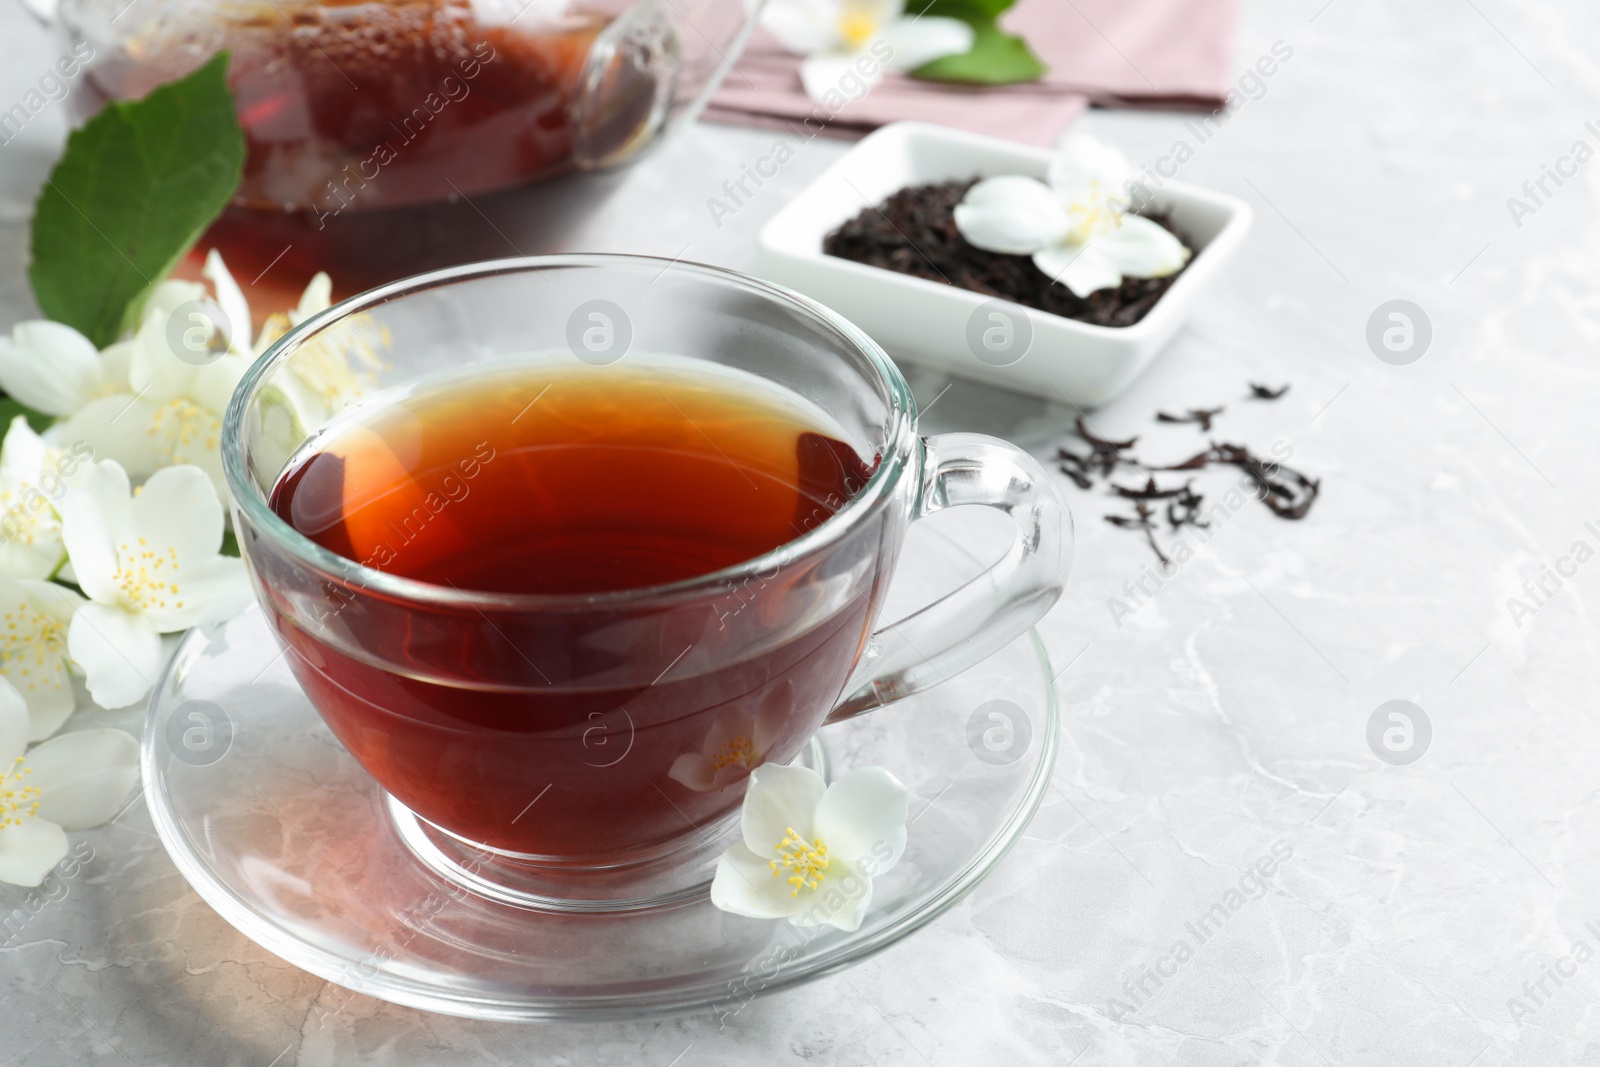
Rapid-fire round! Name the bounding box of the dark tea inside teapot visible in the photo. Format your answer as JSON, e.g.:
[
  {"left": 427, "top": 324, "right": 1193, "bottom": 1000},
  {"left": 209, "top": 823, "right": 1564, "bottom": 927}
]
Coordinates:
[{"left": 58, "top": 0, "right": 756, "bottom": 301}]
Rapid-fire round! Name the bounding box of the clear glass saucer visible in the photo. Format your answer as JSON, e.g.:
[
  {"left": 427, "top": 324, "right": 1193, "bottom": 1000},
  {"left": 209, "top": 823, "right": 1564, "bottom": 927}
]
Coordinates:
[{"left": 141, "top": 519, "right": 1058, "bottom": 1021}]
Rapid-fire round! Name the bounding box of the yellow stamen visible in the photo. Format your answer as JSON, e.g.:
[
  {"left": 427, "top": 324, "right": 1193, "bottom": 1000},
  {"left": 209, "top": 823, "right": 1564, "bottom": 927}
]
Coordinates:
[
  {"left": 768, "top": 826, "right": 830, "bottom": 897},
  {"left": 112, "top": 542, "right": 184, "bottom": 612},
  {"left": 1065, "top": 179, "right": 1128, "bottom": 242},
  {"left": 710, "top": 735, "right": 754, "bottom": 771},
  {"left": 836, "top": 4, "right": 878, "bottom": 48},
  {"left": 0, "top": 755, "right": 42, "bottom": 830},
  {"left": 148, "top": 397, "right": 221, "bottom": 463},
  {"left": 0, "top": 597, "right": 68, "bottom": 691}
]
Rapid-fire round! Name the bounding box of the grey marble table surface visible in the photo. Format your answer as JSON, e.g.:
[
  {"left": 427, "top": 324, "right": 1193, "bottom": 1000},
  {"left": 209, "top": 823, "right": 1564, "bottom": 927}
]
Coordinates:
[{"left": 5, "top": 0, "right": 1600, "bottom": 1063}]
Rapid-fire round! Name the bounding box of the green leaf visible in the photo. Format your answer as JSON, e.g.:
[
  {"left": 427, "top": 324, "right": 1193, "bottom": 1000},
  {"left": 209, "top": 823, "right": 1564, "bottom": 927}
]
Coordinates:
[
  {"left": 220, "top": 528, "right": 241, "bottom": 558},
  {"left": 912, "top": 19, "right": 1049, "bottom": 86},
  {"left": 29, "top": 52, "right": 244, "bottom": 348},
  {"left": 0, "top": 397, "right": 53, "bottom": 434}
]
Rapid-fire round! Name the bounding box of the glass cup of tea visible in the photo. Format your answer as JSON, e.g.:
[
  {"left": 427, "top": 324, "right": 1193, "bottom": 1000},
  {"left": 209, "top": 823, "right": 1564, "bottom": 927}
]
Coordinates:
[{"left": 224, "top": 255, "right": 1071, "bottom": 909}]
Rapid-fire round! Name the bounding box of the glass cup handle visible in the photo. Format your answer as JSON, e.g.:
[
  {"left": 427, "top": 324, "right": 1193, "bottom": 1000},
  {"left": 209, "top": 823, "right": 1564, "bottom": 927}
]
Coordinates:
[{"left": 826, "top": 432, "right": 1072, "bottom": 724}]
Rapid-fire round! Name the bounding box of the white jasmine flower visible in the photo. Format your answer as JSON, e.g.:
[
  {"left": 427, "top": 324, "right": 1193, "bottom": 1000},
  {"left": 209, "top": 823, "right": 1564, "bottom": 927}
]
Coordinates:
[
  {"left": 954, "top": 136, "right": 1193, "bottom": 298},
  {"left": 20, "top": 255, "right": 347, "bottom": 496},
  {"left": 710, "top": 763, "right": 909, "bottom": 932},
  {"left": 762, "top": 0, "right": 974, "bottom": 103},
  {"left": 0, "top": 677, "right": 138, "bottom": 887},
  {"left": 60, "top": 460, "right": 250, "bottom": 709},
  {"left": 0, "top": 577, "right": 82, "bottom": 742},
  {"left": 669, "top": 682, "right": 793, "bottom": 793},
  {"left": 254, "top": 271, "right": 387, "bottom": 433},
  {"left": 0, "top": 320, "right": 127, "bottom": 417},
  {"left": 0, "top": 415, "right": 78, "bottom": 581},
  {"left": 1, "top": 255, "right": 371, "bottom": 490},
  {"left": 49, "top": 295, "right": 249, "bottom": 495},
  {"left": 251, "top": 267, "right": 331, "bottom": 358}
]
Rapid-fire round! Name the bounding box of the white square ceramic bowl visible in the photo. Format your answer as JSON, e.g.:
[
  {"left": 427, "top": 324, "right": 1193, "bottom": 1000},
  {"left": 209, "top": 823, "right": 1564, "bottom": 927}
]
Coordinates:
[{"left": 757, "top": 122, "right": 1252, "bottom": 407}]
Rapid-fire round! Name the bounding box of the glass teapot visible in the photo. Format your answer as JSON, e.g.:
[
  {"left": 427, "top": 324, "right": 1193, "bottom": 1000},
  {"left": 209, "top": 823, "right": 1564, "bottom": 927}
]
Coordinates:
[{"left": 28, "top": 0, "right": 761, "bottom": 298}]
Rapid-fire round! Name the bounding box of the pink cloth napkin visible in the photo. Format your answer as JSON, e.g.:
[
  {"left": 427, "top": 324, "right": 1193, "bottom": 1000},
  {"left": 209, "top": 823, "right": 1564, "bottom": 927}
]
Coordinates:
[{"left": 703, "top": 0, "right": 1240, "bottom": 146}]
